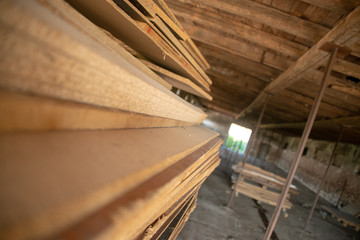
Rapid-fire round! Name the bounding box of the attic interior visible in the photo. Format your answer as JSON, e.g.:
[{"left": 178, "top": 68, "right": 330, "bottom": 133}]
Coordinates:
[{"left": 0, "top": 0, "right": 360, "bottom": 239}]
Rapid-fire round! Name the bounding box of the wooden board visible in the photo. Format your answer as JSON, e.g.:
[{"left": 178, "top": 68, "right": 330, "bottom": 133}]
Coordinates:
[
  {"left": 0, "top": 90, "right": 197, "bottom": 132},
  {"left": 148, "top": 14, "right": 212, "bottom": 86},
  {"left": 0, "top": 0, "right": 206, "bottom": 123},
  {"left": 138, "top": 186, "right": 199, "bottom": 240},
  {"left": 66, "top": 0, "right": 210, "bottom": 90},
  {"left": 126, "top": 0, "right": 187, "bottom": 41},
  {"left": 140, "top": 0, "right": 210, "bottom": 70},
  {"left": 120, "top": 0, "right": 212, "bottom": 87},
  {"left": 233, "top": 163, "right": 298, "bottom": 194},
  {"left": 140, "top": 59, "right": 212, "bottom": 100},
  {"left": 177, "top": 0, "right": 329, "bottom": 42},
  {"left": 234, "top": 180, "right": 292, "bottom": 209},
  {"left": 0, "top": 126, "right": 219, "bottom": 239},
  {"left": 57, "top": 138, "right": 222, "bottom": 239},
  {"left": 51, "top": 0, "right": 172, "bottom": 90},
  {"left": 158, "top": 191, "right": 198, "bottom": 240}
]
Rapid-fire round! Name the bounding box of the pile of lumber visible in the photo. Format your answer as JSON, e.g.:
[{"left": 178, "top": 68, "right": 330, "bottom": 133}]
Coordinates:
[
  {"left": 231, "top": 163, "right": 298, "bottom": 210},
  {"left": 0, "top": 0, "right": 220, "bottom": 239}
]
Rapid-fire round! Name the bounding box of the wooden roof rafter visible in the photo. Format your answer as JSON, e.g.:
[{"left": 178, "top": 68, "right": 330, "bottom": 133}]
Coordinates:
[
  {"left": 260, "top": 115, "right": 360, "bottom": 130},
  {"left": 235, "top": 6, "right": 360, "bottom": 119}
]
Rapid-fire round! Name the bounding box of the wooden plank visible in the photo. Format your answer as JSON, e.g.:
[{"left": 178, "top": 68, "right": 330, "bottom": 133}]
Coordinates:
[
  {"left": 199, "top": 43, "right": 282, "bottom": 82},
  {"left": 120, "top": 0, "right": 212, "bottom": 87},
  {"left": 351, "top": 39, "right": 360, "bottom": 57},
  {"left": 234, "top": 181, "right": 292, "bottom": 209},
  {"left": 172, "top": 0, "right": 329, "bottom": 42},
  {"left": 141, "top": 189, "right": 198, "bottom": 240},
  {"left": 179, "top": 39, "right": 209, "bottom": 71},
  {"left": 164, "top": 193, "right": 198, "bottom": 240},
  {"left": 0, "top": 0, "right": 206, "bottom": 123},
  {"left": 329, "top": 84, "right": 360, "bottom": 97},
  {"left": 112, "top": 0, "right": 184, "bottom": 58},
  {"left": 148, "top": 14, "right": 212, "bottom": 86},
  {"left": 57, "top": 138, "right": 222, "bottom": 239},
  {"left": 169, "top": 3, "right": 308, "bottom": 58},
  {"left": 260, "top": 115, "right": 360, "bottom": 129},
  {"left": 236, "top": 6, "right": 360, "bottom": 119},
  {"left": 233, "top": 164, "right": 299, "bottom": 194},
  {"left": 154, "top": 0, "right": 184, "bottom": 29},
  {"left": 128, "top": 0, "right": 188, "bottom": 40},
  {"left": 181, "top": 21, "right": 264, "bottom": 63},
  {"left": 0, "top": 126, "right": 219, "bottom": 239},
  {"left": 0, "top": 91, "right": 197, "bottom": 132},
  {"left": 44, "top": 0, "right": 171, "bottom": 90},
  {"left": 140, "top": 59, "right": 212, "bottom": 100},
  {"left": 153, "top": 0, "right": 210, "bottom": 69},
  {"left": 301, "top": 0, "right": 360, "bottom": 15},
  {"left": 207, "top": 70, "right": 266, "bottom": 94},
  {"left": 183, "top": 24, "right": 359, "bottom": 83},
  {"left": 66, "top": 0, "right": 210, "bottom": 90},
  {"left": 331, "top": 59, "right": 360, "bottom": 79}
]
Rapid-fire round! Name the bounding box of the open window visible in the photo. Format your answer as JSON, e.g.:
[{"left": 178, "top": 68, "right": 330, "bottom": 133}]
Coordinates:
[{"left": 225, "top": 123, "right": 252, "bottom": 154}]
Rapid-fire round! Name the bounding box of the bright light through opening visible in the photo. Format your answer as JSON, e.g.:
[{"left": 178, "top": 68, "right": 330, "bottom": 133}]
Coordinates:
[{"left": 228, "top": 123, "right": 252, "bottom": 142}]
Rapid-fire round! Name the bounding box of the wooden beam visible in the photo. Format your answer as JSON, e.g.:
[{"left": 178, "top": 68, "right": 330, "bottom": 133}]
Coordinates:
[
  {"left": 200, "top": 100, "right": 238, "bottom": 118},
  {"left": 210, "top": 86, "right": 255, "bottom": 107},
  {"left": 278, "top": 89, "right": 352, "bottom": 118},
  {"left": 184, "top": 24, "right": 360, "bottom": 81},
  {"left": 351, "top": 39, "right": 360, "bottom": 57},
  {"left": 171, "top": 0, "right": 329, "bottom": 42},
  {"left": 207, "top": 63, "right": 267, "bottom": 82},
  {"left": 301, "top": 0, "right": 360, "bottom": 15},
  {"left": 332, "top": 59, "right": 360, "bottom": 79},
  {"left": 236, "top": 6, "right": 360, "bottom": 119},
  {"left": 329, "top": 84, "right": 360, "bottom": 97},
  {"left": 260, "top": 116, "right": 360, "bottom": 129},
  {"left": 208, "top": 71, "right": 265, "bottom": 94},
  {"left": 288, "top": 80, "right": 360, "bottom": 114},
  {"left": 209, "top": 88, "right": 246, "bottom": 105},
  {"left": 198, "top": 42, "right": 281, "bottom": 81},
  {"left": 180, "top": 21, "right": 264, "bottom": 63},
  {"left": 168, "top": 2, "right": 308, "bottom": 58}
]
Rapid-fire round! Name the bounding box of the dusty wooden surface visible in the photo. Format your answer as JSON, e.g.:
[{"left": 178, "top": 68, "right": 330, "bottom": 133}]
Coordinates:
[{"left": 0, "top": 126, "right": 219, "bottom": 239}]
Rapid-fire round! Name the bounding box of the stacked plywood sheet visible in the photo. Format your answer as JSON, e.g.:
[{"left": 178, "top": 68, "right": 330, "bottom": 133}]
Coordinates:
[
  {"left": 67, "top": 0, "right": 212, "bottom": 99},
  {"left": 232, "top": 163, "right": 298, "bottom": 210},
  {"left": 0, "top": 0, "right": 219, "bottom": 239}
]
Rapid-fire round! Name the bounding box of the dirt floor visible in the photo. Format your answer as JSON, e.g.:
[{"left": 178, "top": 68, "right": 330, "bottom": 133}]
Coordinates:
[{"left": 177, "top": 156, "right": 360, "bottom": 240}]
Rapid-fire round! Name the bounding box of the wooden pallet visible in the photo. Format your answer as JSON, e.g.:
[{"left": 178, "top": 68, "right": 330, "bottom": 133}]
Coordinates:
[
  {"left": 233, "top": 163, "right": 299, "bottom": 195},
  {"left": 322, "top": 205, "right": 360, "bottom": 231},
  {"left": 234, "top": 180, "right": 292, "bottom": 209}
]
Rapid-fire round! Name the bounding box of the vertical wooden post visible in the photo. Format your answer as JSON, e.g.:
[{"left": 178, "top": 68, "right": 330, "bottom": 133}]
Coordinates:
[
  {"left": 263, "top": 47, "right": 338, "bottom": 240},
  {"left": 303, "top": 127, "right": 344, "bottom": 229},
  {"left": 227, "top": 94, "right": 270, "bottom": 207}
]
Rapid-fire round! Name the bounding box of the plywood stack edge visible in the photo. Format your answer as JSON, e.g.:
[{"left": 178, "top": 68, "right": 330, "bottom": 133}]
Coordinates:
[{"left": 0, "top": 0, "right": 220, "bottom": 239}]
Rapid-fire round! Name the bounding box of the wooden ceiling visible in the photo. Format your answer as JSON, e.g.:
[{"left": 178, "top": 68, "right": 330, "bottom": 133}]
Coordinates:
[{"left": 165, "top": 0, "right": 360, "bottom": 144}]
